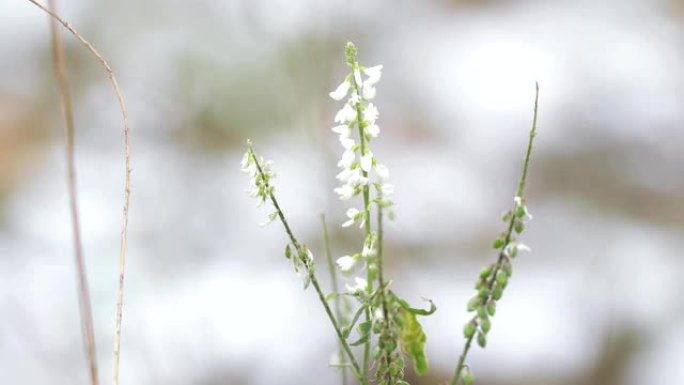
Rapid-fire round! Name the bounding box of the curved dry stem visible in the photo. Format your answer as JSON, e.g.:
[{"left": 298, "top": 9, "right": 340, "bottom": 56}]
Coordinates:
[
  {"left": 46, "top": 1, "right": 98, "bottom": 384},
  {"left": 26, "top": 1, "right": 132, "bottom": 384}
]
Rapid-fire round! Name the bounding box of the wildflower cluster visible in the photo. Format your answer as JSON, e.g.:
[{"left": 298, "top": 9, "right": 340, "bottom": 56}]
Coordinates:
[
  {"left": 241, "top": 42, "right": 540, "bottom": 385},
  {"left": 330, "top": 43, "right": 393, "bottom": 212},
  {"left": 451, "top": 83, "right": 539, "bottom": 385},
  {"left": 463, "top": 197, "right": 532, "bottom": 350},
  {"left": 241, "top": 142, "right": 315, "bottom": 278},
  {"left": 327, "top": 42, "right": 434, "bottom": 385}
]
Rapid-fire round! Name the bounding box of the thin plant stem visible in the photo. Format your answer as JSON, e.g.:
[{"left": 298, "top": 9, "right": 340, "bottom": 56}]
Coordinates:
[
  {"left": 321, "top": 214, "right": 349, "bottom": 385},
  {"left": 350, "top": 63, "right": 374, "bottom": 382},
  {"left": 46, "top": 1, "right": 98, "bottom": 383},
  {"left": 25, "top": 2, "right": 133, "bottom": 384},
  {"left": 450, "top": 83, "right": 539, "bottom": 385},
  {"left": 517, "top": 82, "right": 539, "bottom": 199},
  {"left": 250, "top": 148, "right": 365, "bottom": 383},
  {"left": 375, "top": 197, "right": 394, "bottom": 384}
]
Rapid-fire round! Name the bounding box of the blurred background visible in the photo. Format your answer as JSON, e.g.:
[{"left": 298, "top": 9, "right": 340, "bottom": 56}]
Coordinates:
[{"left": 2, "top": 0, "right": 684, "bottom": 384}]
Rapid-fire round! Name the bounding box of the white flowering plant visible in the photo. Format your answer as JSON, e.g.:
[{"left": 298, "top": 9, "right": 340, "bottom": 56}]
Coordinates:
[{"left": 242, "top": 42, "right": 540, "bottom": 385}]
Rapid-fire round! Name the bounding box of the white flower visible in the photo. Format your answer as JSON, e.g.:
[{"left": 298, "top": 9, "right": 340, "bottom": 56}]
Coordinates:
[
  {"left": 336, "top": 167, "right": 353, "bottom": 182},
  {"left": 306, "top": 248, "right": 314, "bottom": 261},
  {"left": 514, "top": 196, "right": 533, "bottom": 219},
  {"left": 334, "top": 184, "right": 354, "bottom": 200},
  {"left": 362, "top": 83, "right": 376, "bottom": 100},
  {"left": 240, "top": 153, "right": 257, "bottom": 176},
  {"left": 360, "top": 152, "right": 373, "bottom": 172},
  {"left": 364, "top": 65, "right": 383, "bottom": 85},
  {"left": 348, "top": 169, "right": 369, "bottom": 187},
  {"left": 363, "top": 103, "right": 379, "bottom": 123},
  {"left": 354, "top": 68, "right": 363, "bottom": 86},
  {"left": 342, "top": 208, "right": 360, "bottom": 227},
  {"left": 339, "top": 136, "right": 355, "bottom": 150},
  {"left": 375, "top": 164, "right": 390, "bottom": 180},
  {"left": 517, "top": 243, "right": 531, "bottom": 253},
  {"left": 329, "top": 351, "right": 344, "bottom": 366},
  {"left": 332, "top": 125, "right": 351, "bottom": 137},
  {"left": 366, "top": 123, "right": 380, "bottom": 137},
  {"left": 336, "top": 255, "right": 356, "bottom": 273},
  {"left": 504, "top": 242, "right": 531, "bottom": 258},
  {"left": 373, "top": 308, "right": 384, "bottom": 321},
  {"left": 335, "top": 103, "right": 356, "bottom": 124},
  {"left": 337, "top": 148, "right": 355, "bottom": 168},
  {"left": 523, "top": 206, "right": 533, "bottom": 220},
  {"left": 346, "top": 277, "right": 368, "bottom": 294},
  {"left": 329, "top": 80, "right": 350, "bottom": 101},
  {"left": 247, "top": 185, "right": 259, "bottom": 198},
  {"left": 381, "top": 183, "right": 394, "bottom": 197},
  {"left": 349, "top": 91, "right": 361, "bottom": 105},
  {"left": 361, "top": 243, "right": 375, "bottom": 258},
  {"left": 240, "top": 152, "right": 250, "bottom": 169}
]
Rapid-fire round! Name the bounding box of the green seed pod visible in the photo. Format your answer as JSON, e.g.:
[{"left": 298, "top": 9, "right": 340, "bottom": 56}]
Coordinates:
[
  {"left": 492, "top": 286, "right": 504, "bottom": 300},
  {"left": 477, "top": 331, "right": 487, "bottom": 348},
  {"left": 481, "top": 317, "right": 492, "bottom": 334},
  {"left": 496, "top": 272, "right": 508, "bottom": 286},
  {"left": 492, "top": 237, "right": 505, "bottom": 249},
  {"left": 480, "top": 265, "right": 492, "bottom": 279},
  {"left": 477, "top": 306, "right": 487, "bottom": 319},
  {"left": 478, "top": 287, "right": 489, "bottom": 299},
  {"left": 475, "top": 279, "right": 483, "bottom": 290},
  {"left": 515, "top": 205, "right": 526, "bottom": 218},
  {"left": 462, "top": 366, "right": 474, "bottom": 385},
  {"left": 467, "top": 296, "right": 481, "bottom": 312},
  {"left": 285, "top": 244, "right": 292, "bottom": 259},
  {"left": 463, "top": 322, "right": 476, "bottom": 339},
  {"left": 486, "top": 301, "right": 497, "bottom": 316},
  {"left": 503, "top": 261, "right": 513, "bottom": 277},
  {"left": 514, "top": 220, "right": 525, "bottom": 234}
]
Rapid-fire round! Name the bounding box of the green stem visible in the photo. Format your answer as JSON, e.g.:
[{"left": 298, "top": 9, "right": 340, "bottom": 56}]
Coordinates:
[
  {"left": 376, "top": 198, "right": 395, "bottom": 384},
  {"left": 450, "top": 83, "right": 539, "bottom": 385},
  {"left": 321, "top": 214, "right": 349, "bottom": 385},
  {"left": 517, "top": 82, "right": 539, "bottom": 198},
  {"left": 250, "top": 148, "right": 364, "bottom": 382},
  {"left": 350, "top": 62, "right": 374, "bottom": 381}
]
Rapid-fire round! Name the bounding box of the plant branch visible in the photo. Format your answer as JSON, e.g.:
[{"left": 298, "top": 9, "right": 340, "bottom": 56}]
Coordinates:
[
  {"left": 46, "top": 1, "right": 98, "bottom": 384},
  {"left": 349, "top": 63, "right": 374, "bottom": 381},
  {"left": 321, "top": 214, "right": 349, "bottom": 385},
  {"left": 249, "top": 148, "right": 364, "bottom": 383},
  {"left": 450, "top": 83, "right": 539, "bottom": 385},
  {"left": 25, "top": 2, "right": 133, "bottom": 384},
  {"left": 375, "top": 198, "right": 395, "bottom": 384}
]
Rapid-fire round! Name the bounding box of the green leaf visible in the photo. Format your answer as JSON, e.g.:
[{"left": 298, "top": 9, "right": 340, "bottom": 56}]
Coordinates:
[
  {"left": 349, "top": 333, "right": 369, "bottom": 346},
  {"left": 392, "top": 295, "right": 437, "bottom": 316},
  {"left": 398, "top": 309, "right": 429, "bottom": 375},
  {"left": 358, "top": 320, "right": 372, "bottom": 336},
  {"left": 325, "top": 292, "right": 339, "bottom": 302}
]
